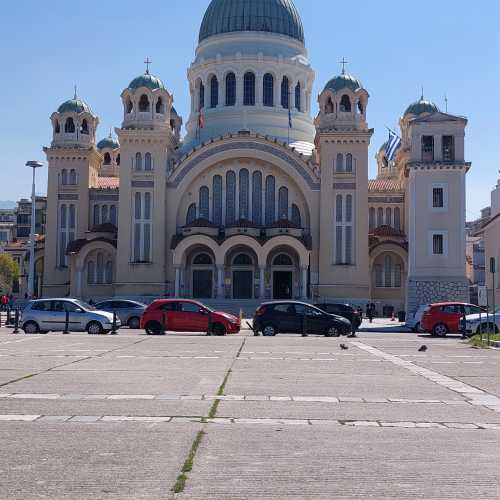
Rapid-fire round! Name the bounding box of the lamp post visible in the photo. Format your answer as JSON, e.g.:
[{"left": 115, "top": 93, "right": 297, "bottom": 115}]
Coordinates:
[{"left": 25, "top": 161, "right": 44, "bottom": 298}]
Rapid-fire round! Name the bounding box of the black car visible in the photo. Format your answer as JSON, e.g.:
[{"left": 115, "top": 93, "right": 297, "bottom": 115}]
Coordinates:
[
  {"left": 253, "top": 301, "right": 352, "bottom": 337},
  {"left": 314, "top": 303, "right": 362, "bottom": 330}
]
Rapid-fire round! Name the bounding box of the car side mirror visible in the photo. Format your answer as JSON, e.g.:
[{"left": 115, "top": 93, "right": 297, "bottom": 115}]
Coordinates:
[{"left": 75, "top": 308, "right": 83, "bottom": 313}]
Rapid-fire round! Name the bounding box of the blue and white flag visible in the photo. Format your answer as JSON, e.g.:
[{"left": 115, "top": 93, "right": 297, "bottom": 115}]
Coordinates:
[{"left": 386, "top": 130, "right": 401, "bottom": 161}]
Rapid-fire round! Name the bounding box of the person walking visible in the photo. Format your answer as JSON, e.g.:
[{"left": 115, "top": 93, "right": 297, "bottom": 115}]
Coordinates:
[{"left": 367, "top": 303, "right": 374, "bottom": 324}]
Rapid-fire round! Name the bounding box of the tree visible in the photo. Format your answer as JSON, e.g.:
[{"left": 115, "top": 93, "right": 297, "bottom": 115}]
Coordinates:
[{"left": 0, "top": 253, "right": 19, "bottom": 294}]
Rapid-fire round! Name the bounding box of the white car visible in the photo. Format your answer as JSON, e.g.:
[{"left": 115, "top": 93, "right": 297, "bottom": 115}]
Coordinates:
[
  {"left": 464, "top": 309, "right": 500, "bottom": 336},
  {"left": 405, "top": 304, "right": 430, "bottom": 333}
]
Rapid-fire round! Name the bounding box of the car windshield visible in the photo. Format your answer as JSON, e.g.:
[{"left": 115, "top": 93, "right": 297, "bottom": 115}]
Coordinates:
[{"left": 74, "top": 300, "right": 96, "bottom": 311}]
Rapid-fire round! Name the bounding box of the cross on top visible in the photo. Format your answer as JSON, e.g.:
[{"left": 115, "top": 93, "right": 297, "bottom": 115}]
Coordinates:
[
  {"left": 339, "top": 57, "right": 349, "bottom": 74},
  {"left": 74, "top": 85, "right": 78, "bottom": 99},
  {"left": 144, "top": 57, "right": 152, "bottom": 74}
]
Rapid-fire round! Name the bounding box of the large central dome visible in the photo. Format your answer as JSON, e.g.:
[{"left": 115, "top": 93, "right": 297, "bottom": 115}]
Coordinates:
[{"left": 199, "top": 0, "right": 305, "bottom": 44}]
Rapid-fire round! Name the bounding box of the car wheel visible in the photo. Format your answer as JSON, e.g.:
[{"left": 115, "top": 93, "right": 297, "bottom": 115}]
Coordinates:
[
  {"left": 432, "top": 323, "right": 448, "bottom": 337},
  {"left": 87, "top": 321, "right": 103, "bottom": 335},
  {"left": 325, "top": 325, "right": 341, "bottom": 337},
  {"left": 412, "top": 322, "right": 420, "bottom": 333},
  {"left": 23, "top": 321, "right": 39, "bottom": 334},
  {"left": 212, "top": 323, "right": 226, "bottom": 336},
  {"left": 262, "top": 325, "right": 277, "bottom": 337},
  {"left": 145, "top": 321, "right": 164, "bottom": 336},
  {"left": 477, "top": 323, "right": 499, "bottom": 334},
  {"left": 127, "top": 317, "right": 140, "bottom": 330}
]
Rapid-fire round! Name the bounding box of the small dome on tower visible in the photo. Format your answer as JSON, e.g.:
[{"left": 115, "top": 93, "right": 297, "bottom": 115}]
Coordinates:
[
  {"left": 324, "top": 73, "right": 363, "bottom": 93},
  {"left": 128, "top": 73, "right": 165, "bottom": 91},
  {"left": 97, "top": 136, "right": 119, "bottom": 150},
  {"left": 57, "top": 96, "right": 93, "bottom": 114},
  {"left": 404, "top": 97, "right": 439, "bottom": 116}
]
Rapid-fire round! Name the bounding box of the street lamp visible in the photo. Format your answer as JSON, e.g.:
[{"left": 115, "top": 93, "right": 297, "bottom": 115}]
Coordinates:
[{"left": 25, "top": 161, "right": 44, "bottom": 298}]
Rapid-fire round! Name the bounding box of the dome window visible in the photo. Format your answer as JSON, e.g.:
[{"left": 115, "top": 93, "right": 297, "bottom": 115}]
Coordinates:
[
  {"left": 198, "top": 82, "right": 205, "bottom": 111},
  {"left": 295, "top": 82, "right": 301, "bottom": 111},
  {"left": 139, "top": 94, "right": 150, "bottom": 112},
  {"left": 80, "top": 119, "right": 89, "bottom": 135},
  {"left": 210, "top": 75, "right": 219, "bottom": 108},
  {"left": 281, "top": 76, "right": 289, "bottom": 109},
  {"left": 64, "top": 117, "right": 75, "bottom": 133},
  {"left": 54, "top": 120, "right": 60, "bottom": 134},
  {"left": 126, "top": 97, "right": 133, "bottom": 114},
  {"left": 340, "top": 95, "right": 351, "bottom": 113},
  {"left": 116, "top": 154, "right": 120, "bottom": 166},
  {"left": 325, "top": 97, "right": 334, "bottom": 114},
  {"left": 155, "top": 96, "right": 164, "bottom": 114},
  {"left": 225, "top": 73, "right": 236, "bottom": 106},
  {"left": 263, "top": 73, "right": 274, "bottom": 107},
  {"left": 104, "top": 152, "right": 111, "bottom": 165},
  {"left": 243, "top": 72, "right": 255, "bottom": 106}
]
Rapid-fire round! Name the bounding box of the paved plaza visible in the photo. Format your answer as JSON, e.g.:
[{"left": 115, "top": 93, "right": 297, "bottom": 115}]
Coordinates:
[{"left": 1, "top": 323, "right": 500, "bottom": 499}]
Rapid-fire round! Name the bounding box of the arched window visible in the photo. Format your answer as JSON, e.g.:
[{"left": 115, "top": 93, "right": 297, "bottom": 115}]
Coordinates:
[
  {"left": 394, "top": 207, "right": 401, "bottom": 231},
  {"left": 126, "top": 97, "right": 133, "bottom": 114},
  {"left": 139, "top": 94, "right": 150, "bottom": 112},
  {"left": 335, "top": 195, "right": 343, "bottom": 265},
  {"left": 69, "top": 204, "right": 75, "bottom": 230},
  {"left": 358, "top": 100, "right": 364, "bottom": 114},
  {"left": 93, "top": 205, "right": 99, "bottom": 226},
  {"left": 87, "top": 261, "right": 95, "bottom": 284},
  {"left": 346, "top": 195, "right": 353, "bottom": 223},
  {"left": 110, "top": 205, "right": 117, "bottom": 225},
  {"left": 61, "top": 169, "right": 68, "bottom": 185},
  {"left": 336, "top": 195, "right": 343, "bottom": 222},
  {"left": 155, "top": 97, "right": 163, "bottom": 114},
  {"left": 369, "top": 207, "right": 376, "bottom": 231},
  {"left": 80, "top": 119, "right": 89, "bottom": 135},
  {"left": 278, "top": 186, "right": 288, "bottom": 220},
  {"left": 212, "top": 175, "right": 222, "bottom": 225},
  {"left": 116, "top": 154, "right": 120, "bottom": 166},
  {"left": 101, "top": 205, "right": 108, "bottom": 223},
  {"left": 239, "top": 169, "right": 249, "bottom": 220},
  {"left": 346, "top": 154, "right": 353, "bottom": 173},
  {"left": 263, "top": 73, "right": 274, "bottom": 107},
  {"left": 68, "top": 169, "right": 76, "bottom": 185},
  {"left": 377, "top": 207, "right": 384, "bottom": 227},
  {"left": 233, "top": 254, "right": 253, "bottom": 266},
  {"left": 65, "top": 117, "right": 75, "bottom": 133},
  {"left": 210, "top": 75, "right": 218, "bottom": 108},
  {"left": 385, "top": 207, "right": 392, "bottom": 227},
  {"left": 340, "top": 95, "right": 351, "bottom": 112},
  {"left": 252, "top": 171, "right": 262, "bottom": 225},
  {"left": 375, "top": 265, "right": 383, "bottom": 287},
  {"left": 295, "top": 82, "right": 301, "bottom": 111},
  {"left": 96, "top": 253, "right": 104, "bottom": 284},
  {"left": 144, "top": 152, "right": 152, "bottom": 171},
  {"left": 105, "top": 261, "right": 113, "bottom": 284},
  {"left": 265, "top": 175, "right": 276, "bottom": 225},
  {"left": 134, "top": 192, "right": 142, "bottom": 220},
  {"left": 199, "top": 186, "right": 209, "bottom": 219},
  {"left": 104, "top": 152, "right": 111, "bottom": 165},
  {"left": 193, "top": 253, "right": 213, "bottom": 265},
  {"left": 198, "top": 82, "right": 205, "bottom": 110},
  {"left": 226, "top": 171, "right": 236, "bottom": 225},
  {"left": 135, "top": 152, "right": 142, "bottom": 170},
  {"left": 281, "top": 76, "right": 289, "bottom": 109},
  {"left": 243, "top": 72, "right": 255, "bottom": 106},
  {"left": 186, "top": 203, "right": 196, "bottom": 225},
  {"left": 55, "top": 120, "right": 60, "bottom": 134},
  {"left": 336, "top": 153, "right": 344, "bottom": 173},
  {"left": 384, "top": 255, "right": 392, "bottom": 288},
  {"left": 325, "top": 97, "right": 334, "bottom": 114},
  {"left": 395, "top": 264, "right": 402, "bottom": 288},
  {"left": 291, "top": 204, "right": 301, "bottom": 227},
  {"left": 144, "top": 192, "right": 151, "bottom": 220},
  {"left": 225, "top": 72, "right": 236, "bottom": 106},
  {"left": 273, "top": 254, "right": 293, "bottom": 266}
]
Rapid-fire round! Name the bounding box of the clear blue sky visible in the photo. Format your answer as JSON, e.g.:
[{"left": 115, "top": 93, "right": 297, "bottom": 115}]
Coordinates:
[{"left": 1, "top": 0, "right": 498, "bottom": 219}]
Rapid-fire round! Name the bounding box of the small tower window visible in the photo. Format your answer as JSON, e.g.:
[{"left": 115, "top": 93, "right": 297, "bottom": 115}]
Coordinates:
[
  {"left": 422, "top": 136, "right": 434, "bottom": 162},
  {"left": 126, "top": 97, "right": 133, "bottom": 114},
  {"left": 198, "top": 82, "right": 205, "bottom": 111},
  {"left": 346, "top": 154, "right": 353, "bottom": 173},
  {"left": 281, "top": 76, "right": 289, "bottom": 109},
  {"left": 340, "top": 95, "right": 351, "bottom": 112},
  {"left": 243, "top": 72, "right": 255, "bottom": 106},
  {"left": 116, "top": 154, "right": 120, "bottom": 166},
  {"left": 210, "top": 75, "right": 219, "bottom": 108},
  {"left": 186, "top": 203, "right": 196, "bottom": 225},
  {"left": 225, "top": 72, "right": 236, "bottom": 106},
  {"left": 61, "top": 169, "right": 68, "bottom": 185},
  {"left": 155, "top": 97, "right": 163, "bottom": 114},
  {"left": 69, "top": 169, "right": 77, "bottom": 185},
  {"left": 325, "top": 97, "right": 334, "bottom": 114},
  {"left": 336, "top": 153, "right": 344, "bottom": 173},
  {"left": 135, "top": 152, "right": 142, "bottom": 170},
  {"left": 170, "top": 119, "right": 175, "bottom": 132},
  {"left": 139, "top": 94, "right": 150, "bottom": 112},
  {"left": 144, "top": 153, "right": 152, "bottom": 171},
  {"left": 263, "top": 73, "right": 274, "bottom": 107},
  {"left": 442, "top": 135, "right": 455, "bottom": 162},
  {"left": 358, "top": 100, "right": 364, "bottom": 114},
  {"left": 64, "top": 117, "right": 75, "bottom": 133},
  {"left": 80, "top": 119, "right": 89, "bottom": 135},
  {"left": 54, "top": 120, "right": 60, "bottom": 134},
  {"left": 104, "top": 152, "right": 111, "bottom": 165},
  {"left": 295, "top": 82, "right": 301, "bottom": 111}
]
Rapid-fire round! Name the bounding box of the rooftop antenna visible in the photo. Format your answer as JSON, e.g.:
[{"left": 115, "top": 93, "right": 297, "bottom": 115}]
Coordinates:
[
  {"left": 444, "top": 94, "right": 448, "bottom": 113},
  {"left": 74, "top": 85, "right": 78, "bottom": 99},
  {"left": 144, "top": 57, "right": 152, "bottom": 75},
  {"left": 339, "top": 57, "right": 349, "bottom": 75},
  {"left": 420, "top": 86, "right": 424, "bottom": 100}
]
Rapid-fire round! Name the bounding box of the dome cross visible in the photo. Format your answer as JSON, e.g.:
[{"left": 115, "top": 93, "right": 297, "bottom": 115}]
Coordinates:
[
  {"left": 144, "top": 57, "right": 152, "bottom": 75},
  {"left": 339, "top": 57, "right": 349, "bottom": 75}
]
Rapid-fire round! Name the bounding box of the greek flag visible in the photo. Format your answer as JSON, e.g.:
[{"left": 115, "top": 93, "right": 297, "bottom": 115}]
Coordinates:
[{"left": 386, "top": 130, "right": 401, "bottom": 161}]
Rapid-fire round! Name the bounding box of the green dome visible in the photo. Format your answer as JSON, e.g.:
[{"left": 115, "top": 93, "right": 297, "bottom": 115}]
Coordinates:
[
  {"left": 57, "top": 97, "right": 93, "bottom": 114},
  {"left": 199, "top": 0, "right": 305, "bottom": 44},
  {"left": 324, "top": 73, "right": 363, "bottom": 93},
  {"left": 97, "top": 137, "right": 119, "bottom": 150},
  {"left": 404, "top": 98, "right": 439, "bottom": 116},
  {"left": 128, "top": 73, "right": 165, "bottom": 91}
]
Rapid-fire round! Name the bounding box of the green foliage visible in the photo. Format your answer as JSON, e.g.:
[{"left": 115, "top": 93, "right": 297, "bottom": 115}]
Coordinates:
[{"left": 0, "top": 254, "right": 19, "bottom": 294}]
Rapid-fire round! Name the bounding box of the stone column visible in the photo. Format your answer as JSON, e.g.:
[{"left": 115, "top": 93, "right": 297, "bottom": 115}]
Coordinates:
[
  {"left": 216, "top": 266, "right": 224, "bottom": 299},
  {"left": 301, "top": 267, "right": 308, "bottom": 300},
  {"left": 174, "top": 267, "right": 180, "bottom": 297},
  {"left": 259, "top": 267, "right": 266, "bottom": 299}
]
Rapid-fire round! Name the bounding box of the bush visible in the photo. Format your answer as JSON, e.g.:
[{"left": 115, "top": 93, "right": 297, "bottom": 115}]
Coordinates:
[{"left": 0, "top": 254, "right": 19, "bottom": 294}]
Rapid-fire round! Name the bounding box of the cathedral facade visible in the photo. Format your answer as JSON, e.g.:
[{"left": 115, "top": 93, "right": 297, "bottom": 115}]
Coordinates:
[{"left": 41, "top": 0, "right": 470, "bottom": 314}]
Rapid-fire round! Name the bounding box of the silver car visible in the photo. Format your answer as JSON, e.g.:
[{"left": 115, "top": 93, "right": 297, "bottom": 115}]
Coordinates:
[
  {"left": 94, "top": 299, "right": 146, "bottom": 329},
  {"left": 21, "top": 298, "right": 121, "bottom": 335}
]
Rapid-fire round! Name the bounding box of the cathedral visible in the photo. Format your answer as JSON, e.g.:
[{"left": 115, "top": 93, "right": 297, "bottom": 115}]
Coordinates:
[{"left": 41, "top": 0, "right": 471, "bottom": 315}]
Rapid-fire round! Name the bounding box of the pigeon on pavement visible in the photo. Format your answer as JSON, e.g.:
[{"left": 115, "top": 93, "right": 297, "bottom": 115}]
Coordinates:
[
  {"left": 340, "top": 344, "right": 348, "bottom": 350},
  {"left": 418, "top": 345, "right": 428, "bottom": 352}
]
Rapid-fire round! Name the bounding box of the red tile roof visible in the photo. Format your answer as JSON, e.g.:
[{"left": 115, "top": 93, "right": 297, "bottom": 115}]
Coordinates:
[
  {"left": 96, "top": 177, "right": 119, "bottom": 189},
  {"left": 368, "top": 178, "right": 405, "bottom": 192}
]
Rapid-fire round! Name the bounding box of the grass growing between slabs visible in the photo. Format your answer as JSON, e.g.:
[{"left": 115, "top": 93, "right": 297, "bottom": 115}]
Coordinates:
[{"left": 468, "top": 333, "right": 500, "bottom": 348}]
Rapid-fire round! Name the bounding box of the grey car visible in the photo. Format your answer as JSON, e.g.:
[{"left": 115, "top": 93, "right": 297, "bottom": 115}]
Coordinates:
[
  {"left": 21, "top": 298, "right": 121, "bottom": 335},
  {"left": 94, "top": 299, "right": 146, "bottom": 329}
]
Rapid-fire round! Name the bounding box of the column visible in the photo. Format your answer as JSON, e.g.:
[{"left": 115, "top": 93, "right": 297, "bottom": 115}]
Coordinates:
[
  {"left": 301, "top": 267, "right": 308, "bottom": 300},
  {"left": 259, "top": 266, "right": 266, "bottom": 299},
  {"left": 174, "top": 267, "right": 180, "bottom": 297},
  {"left": 216, "top": 266, "right": 224, "bottom": 298}
]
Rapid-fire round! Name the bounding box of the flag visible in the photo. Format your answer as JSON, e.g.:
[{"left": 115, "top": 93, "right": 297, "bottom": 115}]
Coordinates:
[{"left": 386, "top": 130, "right": 401, "bottom": 161}]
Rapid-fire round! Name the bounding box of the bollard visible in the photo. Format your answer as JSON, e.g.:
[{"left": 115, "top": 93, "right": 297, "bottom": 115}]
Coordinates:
[
  {"left": 110, "top": 311, "right": 118, "bottom": 335},
  {"left": 62, "top": 310, "right": 70, "bottom": 334},
  {"left": 302, "top": 310, "right": 308, "bottom": 337},
  {"left": 6, "top": 307, "right": 11, "bottom": 326},
  {"left": 207, "top": 311, "right": 213, "bottom": 336},
  {"left": 13, "top": 309, "right": 20, "bottom": 334}
]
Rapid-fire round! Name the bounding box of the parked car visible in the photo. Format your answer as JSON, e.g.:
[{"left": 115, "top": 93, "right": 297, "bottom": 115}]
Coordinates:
[
  {"left": 253, "top": 301, "right": 352, "bottom": 337},
  {"left": 94, "top": 300, "right": 146, "bottom": 329},
  {"left": 464, "top": 308, "right": 500, "bottom": 336},
  {"left": 421, "top": 302, "right": 485, "bottom": 337},
  {"left": 21, "top": 298, "right": 121, "bottom": 335},
  {"left": 140, "top": 299, "right": 240, "bottom": 336},
  {"left": 314, "top": 303, "right": 362, "bottom": 330},
  {"left": 405, "top": 304, "right": 430, "bottom": 333}
]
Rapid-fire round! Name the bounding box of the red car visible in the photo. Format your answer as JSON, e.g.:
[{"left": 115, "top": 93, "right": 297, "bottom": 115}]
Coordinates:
[
  {"left": 421, "top": 302, "right": 484, "bottom": 337},
  {"left": 140, "top": 299, "right": 241, "bottom": 336}
]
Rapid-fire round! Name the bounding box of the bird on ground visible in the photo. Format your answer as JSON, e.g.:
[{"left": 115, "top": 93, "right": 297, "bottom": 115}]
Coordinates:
[
  {"left": 418, "top": 345, "right": 428, "bottom": 352},
  {"left": 340, "top": 344, "right": 349, "bottom": 350}
]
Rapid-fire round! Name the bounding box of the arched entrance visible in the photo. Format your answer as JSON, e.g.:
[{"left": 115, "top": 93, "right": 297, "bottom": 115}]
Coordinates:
[
  {"left": 272, "top": 253, "right": 294, "bottom": 299},
  {"left": 191, "top": 252, "right": 215, "bottom": 299},
  {"left": 231, "top": 252, "right": 255, "bottom": 299}
]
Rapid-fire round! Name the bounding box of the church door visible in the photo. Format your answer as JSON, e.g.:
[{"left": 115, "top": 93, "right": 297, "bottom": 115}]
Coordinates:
[
  {"left": 193, "top": 270, "right": 213, "bottom": 299},
  {"left": 232, "top": 270, "right": 253, "bottom": 299},
  {"left": 273, "top": 271, "right": 293, "bottom": 299}
]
